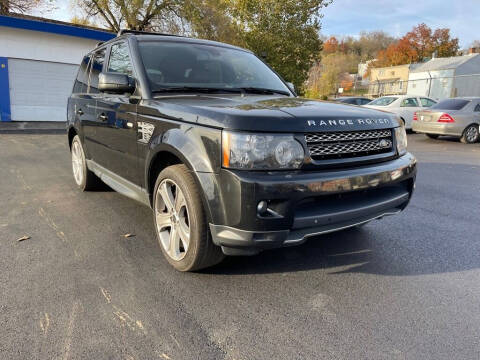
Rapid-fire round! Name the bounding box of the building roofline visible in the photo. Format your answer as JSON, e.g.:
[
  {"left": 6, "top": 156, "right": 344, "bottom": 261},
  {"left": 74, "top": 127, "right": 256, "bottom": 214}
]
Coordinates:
[
  {"left": 410, "top": 53, "right": 480, "bottom": 73},
  {"left": 370, "top": 63, "right": 420, "bottom": 71},
  {"left": 0, "top": 14, "right": 115, "bottom": 41}
]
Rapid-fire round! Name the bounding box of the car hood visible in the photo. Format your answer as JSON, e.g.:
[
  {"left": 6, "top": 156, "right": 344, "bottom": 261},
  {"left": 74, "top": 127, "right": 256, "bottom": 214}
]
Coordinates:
[{"left": 140, "top": 95, "right": 400, "bottom": 132}]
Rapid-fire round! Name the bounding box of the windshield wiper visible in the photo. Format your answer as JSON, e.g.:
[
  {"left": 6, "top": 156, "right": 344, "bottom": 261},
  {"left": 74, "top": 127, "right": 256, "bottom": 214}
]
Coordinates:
[
  {"left": 152, "top": 87, "right": 242, "bottom": 94},
  {"left": 237, "top": 87, "right": 290, "bottom": 96}
]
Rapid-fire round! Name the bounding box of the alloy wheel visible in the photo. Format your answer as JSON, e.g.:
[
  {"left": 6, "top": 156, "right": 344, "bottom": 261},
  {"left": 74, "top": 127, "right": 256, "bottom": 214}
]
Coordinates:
[
  {"left": 465, "top": 126, "right": 479, "bottom": 143},
  {"left": 71, "top": 140, "right": 84, "bottom": 186},
  {"left": 155, "top": 179, "right": 191, "bottom": 261}
]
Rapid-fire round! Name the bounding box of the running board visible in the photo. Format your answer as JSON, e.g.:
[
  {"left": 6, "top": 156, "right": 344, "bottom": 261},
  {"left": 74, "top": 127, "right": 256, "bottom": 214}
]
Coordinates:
[{"left": 86, "top": 160, "right": 150, "bottom": 207}]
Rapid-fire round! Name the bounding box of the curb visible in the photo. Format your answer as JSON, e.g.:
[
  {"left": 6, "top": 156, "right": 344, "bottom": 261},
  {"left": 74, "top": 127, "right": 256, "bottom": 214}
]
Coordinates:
[{"left": 0, "top": 121, "right": 65, "bottom": 134}]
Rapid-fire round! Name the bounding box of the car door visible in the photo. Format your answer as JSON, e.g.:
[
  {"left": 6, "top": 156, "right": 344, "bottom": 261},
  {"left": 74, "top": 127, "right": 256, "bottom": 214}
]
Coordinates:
[
  {"left": 94, "top": 41, "right": 139, "bottom": 185},
  {"left": 82, "top": 48, "right": 106, "bottom": 162},
  {"left": 71, "top": 54, "right": 97, "bottom": 156},
  {"left": 474, "top": 102, "right": 480, "bottom": 125},
  {"left": 398, "top": 97, "right": 421, "bottom": 129}
]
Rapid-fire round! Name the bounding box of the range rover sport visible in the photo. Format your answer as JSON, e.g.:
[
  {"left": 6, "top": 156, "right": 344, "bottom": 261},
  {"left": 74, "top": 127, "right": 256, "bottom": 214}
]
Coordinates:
[{"left": 67, "top": 30, "right": 417, "bottom": 271}]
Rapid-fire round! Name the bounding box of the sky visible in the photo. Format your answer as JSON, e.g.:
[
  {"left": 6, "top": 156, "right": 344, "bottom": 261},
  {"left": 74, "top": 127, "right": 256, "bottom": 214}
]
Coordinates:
[
  {"left": 36, "top": 0, "right": 478, "bottom": 48},
  {"left": 320, "top": 0, "right": 478, "bottom": 48}
]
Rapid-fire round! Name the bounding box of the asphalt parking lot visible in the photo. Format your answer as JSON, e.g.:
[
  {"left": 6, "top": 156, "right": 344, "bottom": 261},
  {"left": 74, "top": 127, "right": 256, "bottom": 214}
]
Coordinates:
[{"left": 1, "top": 133, "right": 480, "bottom": 360}]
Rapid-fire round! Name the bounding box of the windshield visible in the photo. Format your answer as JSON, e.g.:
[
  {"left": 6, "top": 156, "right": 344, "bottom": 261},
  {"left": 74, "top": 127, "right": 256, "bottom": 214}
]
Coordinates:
[
  {"left": 369, "top": 97, "right": 398, "bottom": 106},
  {"left": 138, "top": 41, "right": 291, "bottom": 94},
  {"left": 431, "top": 99, "right": 470, "bottom": 110}
]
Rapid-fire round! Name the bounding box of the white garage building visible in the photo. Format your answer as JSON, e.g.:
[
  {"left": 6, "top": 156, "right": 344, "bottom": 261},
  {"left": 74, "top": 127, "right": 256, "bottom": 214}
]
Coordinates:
[
  {"left": 406, "top": 53, "right": 480, "bottom": 100},
  {"left": 0, "top": 14, "right": 114, "bottom": 122}
]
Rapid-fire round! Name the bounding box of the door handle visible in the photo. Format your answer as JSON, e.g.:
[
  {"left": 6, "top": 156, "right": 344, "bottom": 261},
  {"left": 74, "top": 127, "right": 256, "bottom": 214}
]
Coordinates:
[
  {"left": 98, "top": 113, "right": 108, "bottom": 122},
  {"left": 76, "top": 109, "right": 84, "bottom": 116}
]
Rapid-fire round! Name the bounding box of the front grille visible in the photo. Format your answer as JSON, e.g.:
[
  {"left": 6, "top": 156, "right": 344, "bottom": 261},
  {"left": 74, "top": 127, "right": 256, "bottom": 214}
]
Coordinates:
[{"left": 305, "top": 129, "right": 394, "bottom": 160}]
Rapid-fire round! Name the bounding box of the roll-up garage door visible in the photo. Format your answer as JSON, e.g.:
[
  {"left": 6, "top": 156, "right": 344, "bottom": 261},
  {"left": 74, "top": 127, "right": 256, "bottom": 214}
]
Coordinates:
[{"left": 8, "top": 59, "right": 78, "bottom": 121}]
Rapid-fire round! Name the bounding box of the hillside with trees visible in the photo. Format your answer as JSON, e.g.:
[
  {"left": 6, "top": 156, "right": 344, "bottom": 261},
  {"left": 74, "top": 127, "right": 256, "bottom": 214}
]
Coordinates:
[{"left": 306, "top": 23, "right": 460, "bottom": 98}]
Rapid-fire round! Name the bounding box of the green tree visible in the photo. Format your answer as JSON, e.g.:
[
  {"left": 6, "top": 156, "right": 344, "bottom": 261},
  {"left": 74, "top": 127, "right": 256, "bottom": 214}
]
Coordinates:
[
  {"left": 306, "top": 52, "right": 358, "bottom": 98},
  {"left": 222, "top": 0, "right": 332, "bottom": 94}
]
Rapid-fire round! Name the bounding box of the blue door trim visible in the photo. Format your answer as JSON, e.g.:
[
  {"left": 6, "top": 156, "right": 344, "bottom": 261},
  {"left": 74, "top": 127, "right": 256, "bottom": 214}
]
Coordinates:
[{"left": 0, "top": 57, "right": 11, "bottom": 122}]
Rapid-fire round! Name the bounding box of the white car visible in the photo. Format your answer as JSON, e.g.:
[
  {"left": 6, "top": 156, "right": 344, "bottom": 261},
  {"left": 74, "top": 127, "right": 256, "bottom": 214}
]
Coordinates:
[{"left": 363, "top": 95, "right": 437, "bottom": 129}]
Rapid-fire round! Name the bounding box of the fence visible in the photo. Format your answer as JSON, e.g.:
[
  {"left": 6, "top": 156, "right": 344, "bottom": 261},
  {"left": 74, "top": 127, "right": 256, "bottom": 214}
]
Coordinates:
[{"left": 331, "top": 73, "right": 480, "bottom": 100}]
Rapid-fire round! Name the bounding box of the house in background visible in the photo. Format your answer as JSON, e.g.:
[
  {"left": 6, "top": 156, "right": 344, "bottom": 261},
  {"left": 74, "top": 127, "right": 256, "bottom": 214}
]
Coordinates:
[
  {"left": 367, "top": 63, "right": 420, "bottom": 97},
  {"left": 357, "top": 59, "right": 375, "bottom": 86},
  {"left": 407, "top": 52, "right": 480, "bottom": 100},
  {"left": 0, "top": 14, "right": 114, "bottom": 122}
]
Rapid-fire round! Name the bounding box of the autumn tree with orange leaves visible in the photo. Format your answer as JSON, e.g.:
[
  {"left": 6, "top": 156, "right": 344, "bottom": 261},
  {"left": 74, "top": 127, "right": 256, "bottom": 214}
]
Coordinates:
[{"left": 373, "top": 23, "right": 459, "bottom": 68}]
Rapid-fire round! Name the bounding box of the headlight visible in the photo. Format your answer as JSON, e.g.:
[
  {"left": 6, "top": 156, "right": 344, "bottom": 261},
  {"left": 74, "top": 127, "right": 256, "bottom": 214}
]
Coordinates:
[
  {"left": 395, "top": 124, "right": 407, "bottom": 156},
  {"left": 222, "top": 131, "right": 304, "bottom": 169}
]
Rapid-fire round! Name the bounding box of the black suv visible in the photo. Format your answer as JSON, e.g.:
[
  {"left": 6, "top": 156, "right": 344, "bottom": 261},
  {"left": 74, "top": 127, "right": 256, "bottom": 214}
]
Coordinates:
[{"left": 67, "top": 30, "right": 416, "bottom": 271}]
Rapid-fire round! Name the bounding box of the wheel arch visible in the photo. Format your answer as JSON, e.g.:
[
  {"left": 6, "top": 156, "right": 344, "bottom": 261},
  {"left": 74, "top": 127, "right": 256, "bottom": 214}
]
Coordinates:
[
  {"left": 146, "top": 144, "right": 215, "bottom": 223},
  {"left": 67, "top": 126, "right": 78, "bottom": 150}
]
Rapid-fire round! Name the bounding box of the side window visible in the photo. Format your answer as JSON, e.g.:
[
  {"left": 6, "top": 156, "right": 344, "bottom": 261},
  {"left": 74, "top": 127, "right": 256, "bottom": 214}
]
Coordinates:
[
  {"left": 108, "top": 42, "right": 133, "bottom": 76},
  {"left": 474, "top": 104, "right": 480, "bottom": 112},
  {"left": 88, "top": 48, "right": 106, "bottom": 93},
  {"left": 420, "top": 98, "right": 436, "bottom": 107},
  {"left": 73, "top": 55, "right": 91, "bottom": 93},
  {"left": 361, "top": 99, "right": 371, "bottom": 105},
  {"left": 400, "top": 98, "right": 419, "bottom": 107}
]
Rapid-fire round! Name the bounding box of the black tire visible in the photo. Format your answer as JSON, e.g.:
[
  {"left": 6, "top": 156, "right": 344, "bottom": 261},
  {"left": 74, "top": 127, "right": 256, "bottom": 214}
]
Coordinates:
[
  {"left": 426, "top": 134, "right": 439, "bottom": 140},
  {"left": 153, "top": 164, "right": 224, "bottom": 271},
  {"left": 460, "top": 124, "right": 479, "bottom": 144},
  {"left": 71, "top": 135, "right": 99, "bottom": 191}
]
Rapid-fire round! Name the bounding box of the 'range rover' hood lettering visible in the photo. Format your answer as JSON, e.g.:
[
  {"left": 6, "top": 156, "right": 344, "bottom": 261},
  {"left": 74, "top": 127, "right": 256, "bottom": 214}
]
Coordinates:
[
  {"left": 143, "top": 95, "right": 400, "bottom": 132},
  {"left": 306, "top": 118, "right": 391, "bottom": 127}
]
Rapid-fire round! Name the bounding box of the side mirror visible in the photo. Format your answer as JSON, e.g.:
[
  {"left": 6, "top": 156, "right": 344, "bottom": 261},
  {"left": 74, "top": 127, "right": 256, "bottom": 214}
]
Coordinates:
[
  {"left": 99, "top": 72, "right": 135, "bottom": 94},
  {"left": 286, "top": 82, "right": 296, "bottom": 93}
]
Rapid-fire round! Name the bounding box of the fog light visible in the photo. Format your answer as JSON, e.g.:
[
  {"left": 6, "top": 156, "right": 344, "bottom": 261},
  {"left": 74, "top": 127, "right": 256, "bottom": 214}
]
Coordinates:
[{"left": 257, "top": 201, "right": 268, "bottom": 214}]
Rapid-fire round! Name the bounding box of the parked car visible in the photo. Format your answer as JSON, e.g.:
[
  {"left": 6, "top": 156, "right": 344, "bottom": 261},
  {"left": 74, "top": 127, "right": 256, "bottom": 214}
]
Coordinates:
[
  {"left": 363, "top": 95, "right": 437, "bottom": 130},
  {"left": 335, "top": 96, "right": 372, "bottom": 106},
  {"left": 413, "top": 97, "right": 480, "bottom": 143},
  {"left": 67, "top": 30, "right": 416, "bottom": 271}
]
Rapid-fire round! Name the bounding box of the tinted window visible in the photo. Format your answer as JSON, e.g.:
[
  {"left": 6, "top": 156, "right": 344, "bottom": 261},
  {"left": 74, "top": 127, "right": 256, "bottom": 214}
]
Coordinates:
[
  {"left": 474, "top": 104, "right": 480, "bottom": 112},
  {"left": 369, "top": 97, "right": 398, "bottom": 106},
  {"left": 108, "top": 42, "right": 133, "bottom": 76},
  {"left": 73, "top": 55, "right": 91, "bottom": 93},
  {"left": 138, "top": 41, "right": 290, "bottom": 93},
  {"left": 400, "top": 98, "right": 419, "bottom": 107},
  {"left": 431, "top": 99, "right": 470, "bottom": 110},
  {"left": 360, "top": 99, "right": 372, "bottom": 105},
  {"left": 88, "top": 48, "right": 106, "bottom": 93},
  {"left": 420, "top": 97, "right": 436, "bottom": 107}
]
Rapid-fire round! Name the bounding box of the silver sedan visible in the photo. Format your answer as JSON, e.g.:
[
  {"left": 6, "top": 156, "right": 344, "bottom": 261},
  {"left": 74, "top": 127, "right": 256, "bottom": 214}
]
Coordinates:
[{"left": 413, "top": 97, "right": 480, "bottom": 143}]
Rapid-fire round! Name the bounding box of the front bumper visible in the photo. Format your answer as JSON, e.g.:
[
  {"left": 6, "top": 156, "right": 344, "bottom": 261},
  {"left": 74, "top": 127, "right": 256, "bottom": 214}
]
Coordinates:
[
  {"left": 412, "top": 121, "right": 464, "bottom": 136},
  {"left": 202, "top": 153, "right": 416, "bottom": 255}
]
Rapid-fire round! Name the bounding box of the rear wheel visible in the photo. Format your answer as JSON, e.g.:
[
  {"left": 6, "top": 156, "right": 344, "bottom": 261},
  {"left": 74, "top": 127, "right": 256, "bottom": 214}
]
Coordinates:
[
  {"left": 71, "top": 135, "right": 99, "bottom": 191},
  {"left": 153, "top": 164, "right": 224, "bottom": 271},
  {"left": 460, "top": 124, "right": 479, "bottom": 144},
  {"left": 426, "top": 134, "right": 439, "bottom": 140}
]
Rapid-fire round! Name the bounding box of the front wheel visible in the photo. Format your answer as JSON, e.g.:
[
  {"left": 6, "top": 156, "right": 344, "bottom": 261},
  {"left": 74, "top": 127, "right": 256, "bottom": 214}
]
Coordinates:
[
  {"left": 460, "top": 124, "right": 479, "bottom": 144},
  {"left": 153, "top": 164, "right": 224, "bottom": 271}
]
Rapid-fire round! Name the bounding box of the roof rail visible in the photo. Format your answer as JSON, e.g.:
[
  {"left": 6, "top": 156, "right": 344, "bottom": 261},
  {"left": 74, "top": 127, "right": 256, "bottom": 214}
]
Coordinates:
[
  {"left": 117, "top": 29, "right": 180, "bottom": 37},
  {"left": 96, "top": 41, "right": 104, "bottom": 47}
]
